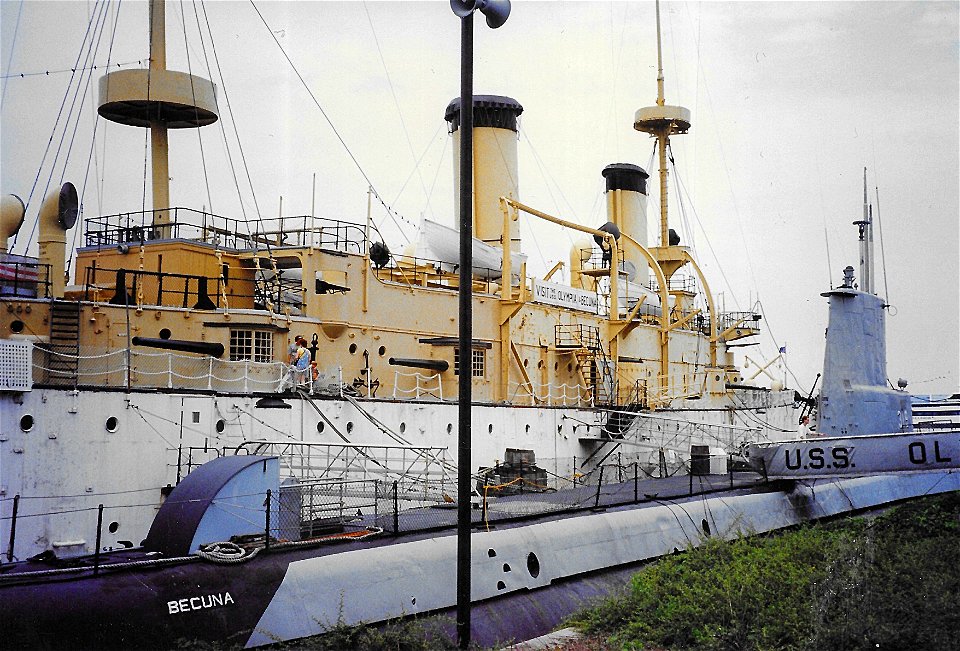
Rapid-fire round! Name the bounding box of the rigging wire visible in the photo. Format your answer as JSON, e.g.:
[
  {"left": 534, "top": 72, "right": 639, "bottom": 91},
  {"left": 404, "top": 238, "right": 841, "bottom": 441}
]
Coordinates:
[
  {"left": 0, "top": 0, "right": 24, "bottom": 106},
  {"left": 200, "top": 0, "right": 282, "bottom": 307},
  {"left": 1, "top": 59, "right": 146, "bottom": 80},
  {"left": 248, "top": 0, "right": 415, "bottom": 244},
  {"left": 874, "top": 184, "right": 891, "bottom": 307},
  {"left": 384, "top": 123, "right": 445, "bottom": 234},
  {"left": 56, "top": 1, "right": 111, "bottom": 192},
  {"left": 197, "top": 0, "right": 249, "bottom": 223},
  {"left": 179, "top": 0, "right": 213, "bottom": 213},
  {"left": 667, "top": 143, "right": 697, "bottom": 253},
  {"left": 69, "top": 0, "right": 124, "bottom": 274},
  {"left": 12, "top": 0, "right": 107, "bottom": 254},
  {"left": 362, "top": 1, "right": 432, "bottom": 233},
  {"left": 202, "top": 1, "right": 263, "bottom": 224}
]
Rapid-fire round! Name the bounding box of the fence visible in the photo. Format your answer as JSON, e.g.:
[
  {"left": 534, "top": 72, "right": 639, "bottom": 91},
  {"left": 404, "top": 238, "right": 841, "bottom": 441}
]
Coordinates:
[{"left": 2, "top": 447, "right": 751, "bottom": 566}]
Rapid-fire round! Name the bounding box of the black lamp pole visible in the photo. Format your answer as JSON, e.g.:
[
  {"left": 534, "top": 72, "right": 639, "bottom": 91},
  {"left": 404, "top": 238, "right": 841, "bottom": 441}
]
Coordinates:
[
  {"left": 455, "top": 10, "right": 475, "bottom": 650},
  {"left": 451, "top": 2, "right": 509, "bottom": 647}
]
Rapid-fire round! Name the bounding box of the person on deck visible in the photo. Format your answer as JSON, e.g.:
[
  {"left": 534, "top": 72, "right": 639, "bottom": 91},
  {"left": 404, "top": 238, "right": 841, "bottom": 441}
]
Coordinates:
[{"left": 293, "top": 339, "right": 311, "bottom": 386}]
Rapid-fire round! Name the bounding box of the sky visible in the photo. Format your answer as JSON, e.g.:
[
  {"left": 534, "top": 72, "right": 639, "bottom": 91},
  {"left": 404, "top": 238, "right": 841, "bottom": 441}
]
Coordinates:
[{"left": 1, "top": 0, "right": 958, "bottom": 396}]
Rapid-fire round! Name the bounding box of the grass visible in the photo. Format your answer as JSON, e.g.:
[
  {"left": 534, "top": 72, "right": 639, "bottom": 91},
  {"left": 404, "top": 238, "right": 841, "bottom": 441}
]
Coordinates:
[{"left": 565, "top": 492, "right": 960, "bottom": 651}]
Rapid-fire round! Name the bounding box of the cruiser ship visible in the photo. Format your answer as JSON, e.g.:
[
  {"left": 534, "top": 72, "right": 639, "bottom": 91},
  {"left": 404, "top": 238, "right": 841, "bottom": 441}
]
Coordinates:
[{"left": 0, "top": 0, "right": 795, "bottom": 567}]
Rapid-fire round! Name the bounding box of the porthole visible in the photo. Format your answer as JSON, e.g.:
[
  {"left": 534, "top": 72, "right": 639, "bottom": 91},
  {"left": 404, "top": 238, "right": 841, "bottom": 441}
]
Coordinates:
[
  {"left": 105, "top": 416, "right": 119, "bottom": 433},
  {"left": 567, "top": 363, "right": 573, "bottom": 372},
  {"left": 488, "top": 424, "right": 493, "bottom": 434},
  {"left": 525, "top": 424, "right": 530, "bottom": 433},
  {"left": 497, "top": 581, "right": 506, "bottom": 590},
  {"left": 349, "top": 343, "right": 357, "bottom": 354},
  {"left": 554, "top": 362, "right": 559, "bottom": 371},
  {"left": 159, "top": 328, "right": 171, "bottom": 340},
  {"left": 215, "top": 419, "right": 225, "bottom": 433},
  {"left": 446, "top": 423, "right": 453, "bottom": 434},
  {"left": 346, "top": 421, "right": 354, "bottom": 434},
  {"left": 19, "top": 414, "right": 33, "bottom": 432},
  {"left": 378, "top": 346, "right": 386, "bottom": 356},
  {"left": 108, "top": 521, "right": 120, "bottom": 534},
  {"left": 502, "top": 563, "right": 511, "bottom": 572},
  {"left": 10, "top": 320, "right": 24, "bottom": 334},
  {"left": 399, "top": 422, "right": 406, "bottom": 434},
  {"left": 523, "top": 358, "right": 529, "bottom": 367},
  {"left": 537, "top": 360, "right": 543, "bottom": 369},
  {"left": 527, "top": 552, "right": 541, "bottom": 578},
  {"left": 487, "top": 548, "right": 497, "bottom": 557},
  {"left": 317, "top": 421, "right": 325, "bottom": 433}
]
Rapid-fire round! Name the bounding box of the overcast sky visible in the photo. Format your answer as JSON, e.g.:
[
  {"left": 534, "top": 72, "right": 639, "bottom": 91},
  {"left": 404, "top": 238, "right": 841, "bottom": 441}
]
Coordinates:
[{"left": 2, "top": 1, "right": 958, "bottom": 396}]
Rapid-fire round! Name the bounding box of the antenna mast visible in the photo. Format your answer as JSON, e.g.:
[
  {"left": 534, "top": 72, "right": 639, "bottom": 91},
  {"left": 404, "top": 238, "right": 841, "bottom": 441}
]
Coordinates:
[{"left": 854, "top": 167, "right": 875, "bottom": 294}]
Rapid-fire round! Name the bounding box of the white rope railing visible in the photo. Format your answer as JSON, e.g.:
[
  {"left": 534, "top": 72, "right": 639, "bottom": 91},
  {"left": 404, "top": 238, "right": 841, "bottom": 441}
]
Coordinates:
[
  {"left": 508, "top": 379, "right": 592, "bottom": 407},
  {"left": 392, "top": 370, "right": 443, "bottom": 401},
  {"left": 32, "top": 347, "right": 287, "bottom": 392}
]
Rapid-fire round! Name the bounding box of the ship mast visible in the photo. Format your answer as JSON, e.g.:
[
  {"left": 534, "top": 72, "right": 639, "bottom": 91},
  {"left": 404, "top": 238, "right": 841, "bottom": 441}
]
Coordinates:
[
  {"left": 98, "top": 0, "right": 219, "bottom": 232},
  {"left": 633, "top": 0, "right": 691, "bottom": 277}
]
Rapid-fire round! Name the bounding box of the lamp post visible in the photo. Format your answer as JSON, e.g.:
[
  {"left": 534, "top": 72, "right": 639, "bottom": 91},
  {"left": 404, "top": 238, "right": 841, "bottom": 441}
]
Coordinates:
[{"left": 448, "top": 1, "right": 510, "bottom": 648}]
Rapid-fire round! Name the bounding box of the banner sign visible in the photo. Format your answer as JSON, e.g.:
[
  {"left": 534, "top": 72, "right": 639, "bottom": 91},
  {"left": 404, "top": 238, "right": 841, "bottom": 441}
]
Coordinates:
[{"left": 532, "top": 279, "right": 598, "bottom": 314}]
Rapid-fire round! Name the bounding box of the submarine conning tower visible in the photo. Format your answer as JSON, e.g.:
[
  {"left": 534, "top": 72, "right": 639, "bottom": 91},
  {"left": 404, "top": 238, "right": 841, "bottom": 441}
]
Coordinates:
[
  {"left": 818, "top": 265, "right": 912, "bottom": 436},
  {"left": 444, "top": 95, "right": 524, "bottom": 253}
]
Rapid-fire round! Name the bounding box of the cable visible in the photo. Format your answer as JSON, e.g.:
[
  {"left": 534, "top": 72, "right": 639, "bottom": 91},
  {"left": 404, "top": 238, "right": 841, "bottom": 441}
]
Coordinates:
[
  {"left": 0, "top": 0, "right": 24, "bottom": 107},
  {"left": 180, "top": 0, "right": 213, "bottom": 213},
  {"left": 12, "top": 0, "right": 107, "bottom": 254},
  {"left": 1, "top": 59, "right": 145, "bottom": 80}
]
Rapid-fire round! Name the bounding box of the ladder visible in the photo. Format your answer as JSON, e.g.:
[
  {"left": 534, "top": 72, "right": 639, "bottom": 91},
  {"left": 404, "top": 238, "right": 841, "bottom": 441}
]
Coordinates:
[{"left": 46, "top": 300, "right": 80, "bottom": 385}]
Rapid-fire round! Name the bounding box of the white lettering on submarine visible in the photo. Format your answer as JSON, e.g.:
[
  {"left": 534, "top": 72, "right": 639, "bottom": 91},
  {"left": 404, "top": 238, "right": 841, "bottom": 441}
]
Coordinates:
[{"left": 167, "top": 592, "right": 234, "bottom": 615}]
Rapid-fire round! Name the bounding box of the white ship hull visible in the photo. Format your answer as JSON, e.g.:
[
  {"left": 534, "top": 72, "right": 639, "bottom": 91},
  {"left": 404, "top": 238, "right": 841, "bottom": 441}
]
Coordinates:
[{"left": 1, "top": 379, "right": 793, "bottom": 559}]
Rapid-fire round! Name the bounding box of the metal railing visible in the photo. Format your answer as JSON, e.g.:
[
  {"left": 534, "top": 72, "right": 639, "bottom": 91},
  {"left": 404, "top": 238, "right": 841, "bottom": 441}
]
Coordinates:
[
  {"left": 235, "top": 441, "right": 453, "bottom": 496},
  {"left": 84, "top": 208, "right": 366, "bottom": 254},
  {"left": 0, "top": 260, "right": 52, "bottom": 298}
]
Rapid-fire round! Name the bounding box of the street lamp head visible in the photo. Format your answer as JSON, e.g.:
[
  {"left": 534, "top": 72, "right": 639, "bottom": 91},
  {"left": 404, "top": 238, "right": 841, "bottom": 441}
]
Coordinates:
[{"left": 450, "top": 0, "right": 511, "bottom": 28}]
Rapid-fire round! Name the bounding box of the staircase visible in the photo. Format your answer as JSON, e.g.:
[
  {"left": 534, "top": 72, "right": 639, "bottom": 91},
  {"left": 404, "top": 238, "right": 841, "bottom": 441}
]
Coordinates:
[
  {"left": 555, "top": 324, "right": 615, "bottom": 405},
  {"left": 46, "top": 300, "right": 80, "bottom": 385}
]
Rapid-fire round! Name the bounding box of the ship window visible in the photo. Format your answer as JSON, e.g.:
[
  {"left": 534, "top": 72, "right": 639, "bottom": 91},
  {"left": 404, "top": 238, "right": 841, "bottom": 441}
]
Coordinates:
[
  {"left": 453, "top": 348, "right": 485, "bottom": 377},
  {"left": 230, "top": 329, "right": 273, "bottom": 363},
  {"left": 19, "top": 414, "right": 33, "bottom": 432},
  {"left": 105, "top": 416, "right": 119, "bottom": 432}
]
